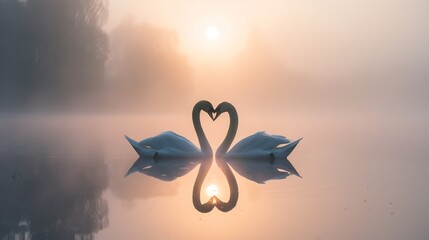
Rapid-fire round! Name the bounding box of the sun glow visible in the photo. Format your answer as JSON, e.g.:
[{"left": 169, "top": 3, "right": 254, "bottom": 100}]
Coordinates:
[
  {"left": 206, "top": 26, "right": 219, "bottom": 41},
  {"left": 206, "top": 184, "right": 219, "bottom": 197},
  {"left": 178, "top": 13, "right": 247, "bottom": 62}
]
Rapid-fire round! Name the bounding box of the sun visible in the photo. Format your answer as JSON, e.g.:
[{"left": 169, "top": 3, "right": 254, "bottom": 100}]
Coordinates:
[
  {"left": 205, "top": 184, "right": 219, "bottom": 197},
  {"left": 205, "top": 26, "right": 219, "bottom": 41}
]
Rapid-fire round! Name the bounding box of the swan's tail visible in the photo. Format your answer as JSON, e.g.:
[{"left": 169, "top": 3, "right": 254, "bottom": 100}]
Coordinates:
[
  {"left": 274, "top": 138, "right": 302, "bottom": 177},
  {"left": 279, "top": 138, "right": 302, "bottom": 158},
  {"left": 125, "top": 135, "right": 158, "bottom": 177},
  {"left": 125, "top": 135, "right": 157, "bottom": 158}
]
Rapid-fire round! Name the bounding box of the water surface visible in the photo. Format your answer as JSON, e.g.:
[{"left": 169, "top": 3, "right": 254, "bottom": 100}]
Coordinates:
[{"left": 0, "top": 113, "right": 428, "bottom": 240}]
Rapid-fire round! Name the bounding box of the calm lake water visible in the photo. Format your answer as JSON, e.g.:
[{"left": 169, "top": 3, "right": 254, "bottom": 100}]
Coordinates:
[{"left": 1, "top": 112, "right": 428, "bottom": 240}]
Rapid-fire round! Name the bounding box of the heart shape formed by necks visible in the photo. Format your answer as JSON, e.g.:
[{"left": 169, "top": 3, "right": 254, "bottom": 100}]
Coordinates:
[{"left": 192, "top": 101, "right": 239, "bottom": 213}]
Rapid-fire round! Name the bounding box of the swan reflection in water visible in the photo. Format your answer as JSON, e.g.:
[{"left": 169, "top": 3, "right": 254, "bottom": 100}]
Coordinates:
[{"left": 125, "top": 101, "right": 302, "bottom": 212}]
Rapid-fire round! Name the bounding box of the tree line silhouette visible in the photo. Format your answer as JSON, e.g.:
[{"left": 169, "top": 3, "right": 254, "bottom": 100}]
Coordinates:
[
  {"left": 0, "top": 0, "right": 108, "bottom": 111},
  {"left": 0, "top": 0, "right": 193, "bottom": 113}
]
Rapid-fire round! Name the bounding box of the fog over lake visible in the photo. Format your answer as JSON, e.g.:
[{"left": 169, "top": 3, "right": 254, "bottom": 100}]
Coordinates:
[{"left": 1, "top": 0, "right": 429, "bottom": 239}]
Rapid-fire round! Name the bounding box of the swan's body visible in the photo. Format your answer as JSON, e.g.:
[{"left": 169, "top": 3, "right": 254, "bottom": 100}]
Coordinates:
[
  {"left": 125, "top": 132, "right": 203, "bottom": 181},
  {"left": 214, "top": 102, "right": 302, "bottom": 184},
  {"left": 125, "top": 101, "right": 214, "bottom": 183},
  {"left": 226, "top": 135, "right": 301, "bottom": 183},
  {"left": 126, "top": 131, "right": 206, "bottom": 160},
  {"left": 227, "top": 131, "right": 290, "bottom": 156}
]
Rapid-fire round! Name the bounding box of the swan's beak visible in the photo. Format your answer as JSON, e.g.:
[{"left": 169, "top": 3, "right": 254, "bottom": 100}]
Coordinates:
[
  {"left": 213, "top": 108, "right": 221, "bottom": 121},
  {"left": 209, "top": 107, "right": 216, "bottom": 121}
]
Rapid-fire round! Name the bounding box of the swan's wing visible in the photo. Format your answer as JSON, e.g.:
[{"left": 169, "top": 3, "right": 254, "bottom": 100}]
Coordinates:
[
  {"left": 139, "top": 131, "right": 199, "bottom": 152},
  {"left": 229, "top": 132, "right": 291, "bottom": 153},
  {"left": 127, "top": 131, "right": 201, "bottom": 158}
]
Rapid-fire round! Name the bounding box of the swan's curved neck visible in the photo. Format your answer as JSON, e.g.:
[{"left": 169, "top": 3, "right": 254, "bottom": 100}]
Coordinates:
[
  {"left": 212, "top": 159, "right": 238, "bottom": 212},
  {"left": 192, "top": 157, "right": 215, "bottom": 213},
  {"left": 214, "top": 102, "right": 239, "bottom": 212},
  {"left": 192, "top": 101, "right": 214, "bottom": 213},
  {"left": 216, "top": 104, "right": 238, "bottom": 157},
  {"left": 192, "top": 103, "right": 212, "bottom": 155}
]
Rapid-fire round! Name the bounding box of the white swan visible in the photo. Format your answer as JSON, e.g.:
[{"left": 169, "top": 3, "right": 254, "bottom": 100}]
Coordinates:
[
  {"left": 207, "top": 102, "right": 239, "bottom": 212},
  {"left": 125, "top": 101, "right": 215, "bottom": 181},
  {"left": 214, "top": 102, "right": 302, "bottom": 184}
]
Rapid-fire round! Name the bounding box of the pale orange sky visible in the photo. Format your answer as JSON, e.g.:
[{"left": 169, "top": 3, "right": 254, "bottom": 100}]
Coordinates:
[
  {"left": 106, "top": 0, "right": 429, "bottom": 115},
  {"left": 107, "top": 0, "right": 429, "bottom": 79}
]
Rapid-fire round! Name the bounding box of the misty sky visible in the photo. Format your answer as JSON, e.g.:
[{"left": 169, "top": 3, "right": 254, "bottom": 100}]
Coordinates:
[
  {"left": 2, "top": 0, "right": 427, "bottom": 113},
  {"left": 106, "top": 0, "right": 429, "bottom": 114}
]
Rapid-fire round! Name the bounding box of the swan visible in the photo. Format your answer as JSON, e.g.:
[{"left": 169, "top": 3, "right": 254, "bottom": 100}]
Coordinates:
[
  {"left": 210, "top": 102, "right": 240, "bottom": 212},
  {"left": 125, "top": 101, "right": 215, "bottom": 182},
  {"left": 190, "top": 101, "right": 217, "bottom": 213},
  {"left": 213, "top": 102, "right": 302, "bottom": 184},
  {"left": 125, "top": 100, "right": 217, "bottom": 213}
]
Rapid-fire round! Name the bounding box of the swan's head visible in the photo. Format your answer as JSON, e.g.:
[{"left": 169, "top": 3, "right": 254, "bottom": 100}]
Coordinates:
[
  {"left": 196, "top": 100, "right": 216, "bottom": 121},
  {"left": 207, "top": 106, "right": 216, "bottom": 121},
  {"left": 213, "top": 102, "right": 235, "bottom": 121}
]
